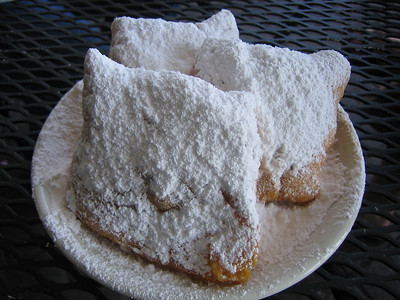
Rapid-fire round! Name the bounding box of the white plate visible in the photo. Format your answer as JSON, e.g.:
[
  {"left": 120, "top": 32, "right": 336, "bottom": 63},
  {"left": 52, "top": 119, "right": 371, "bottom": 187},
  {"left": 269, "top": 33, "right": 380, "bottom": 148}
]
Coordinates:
[{"left": 32, "top": 81, "right": 365, "bottom": 300}]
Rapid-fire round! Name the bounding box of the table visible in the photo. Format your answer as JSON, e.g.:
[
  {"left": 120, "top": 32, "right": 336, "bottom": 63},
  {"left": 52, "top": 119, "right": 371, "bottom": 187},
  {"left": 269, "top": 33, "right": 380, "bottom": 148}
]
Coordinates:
[{"left": 1, "top": 1, "right": 399, "bottom": 299}]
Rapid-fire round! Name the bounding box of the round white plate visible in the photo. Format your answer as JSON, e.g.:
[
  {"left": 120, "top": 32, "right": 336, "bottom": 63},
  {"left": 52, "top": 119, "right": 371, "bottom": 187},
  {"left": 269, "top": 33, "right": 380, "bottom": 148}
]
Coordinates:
[{"left": 32, "top": 81, "right": 365, "bottom": 300}]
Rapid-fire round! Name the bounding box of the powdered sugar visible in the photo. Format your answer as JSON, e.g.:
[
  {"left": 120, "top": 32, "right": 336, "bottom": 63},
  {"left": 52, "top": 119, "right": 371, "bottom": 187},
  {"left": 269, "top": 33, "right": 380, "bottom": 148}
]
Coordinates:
[
  {"left": 30, "top": 10, "right": 364, "bottom": 299},
  {"left": 109, "top": 10, "right": 352, "bottom": 201},
  {"left": 71, "top": 49, "right": 261, "bottom": 275},
  {"left": 195, "top": 39, "right": 351, "bottom": 185},
  {"left": 32, "top": 79, "right": 365, "bottom": 299},
  {"left": 31, "top": 81, "right": 83, "bottom": 189},
  {"left": 32, "top": 80, "right": 364, "bottom": 299},
  {"left": 109, "top": 9, "right": 239, "bottom": 75},
  {"left": 257, "top": 150, "right": 346, "bottom": 264}
]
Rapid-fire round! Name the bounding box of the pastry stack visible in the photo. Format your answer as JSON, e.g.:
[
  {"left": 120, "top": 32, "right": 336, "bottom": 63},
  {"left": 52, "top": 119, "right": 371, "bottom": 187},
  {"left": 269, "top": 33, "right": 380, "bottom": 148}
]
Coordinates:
[{"left": 68, "top": 10, "right": 350, "bottom": 284}]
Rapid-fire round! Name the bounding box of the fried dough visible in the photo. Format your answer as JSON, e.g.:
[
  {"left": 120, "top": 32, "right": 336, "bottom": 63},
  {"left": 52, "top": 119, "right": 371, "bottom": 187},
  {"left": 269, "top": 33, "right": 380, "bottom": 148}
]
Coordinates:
[{"left": 70, "top": 49, "right": 261, "bottom": 284}]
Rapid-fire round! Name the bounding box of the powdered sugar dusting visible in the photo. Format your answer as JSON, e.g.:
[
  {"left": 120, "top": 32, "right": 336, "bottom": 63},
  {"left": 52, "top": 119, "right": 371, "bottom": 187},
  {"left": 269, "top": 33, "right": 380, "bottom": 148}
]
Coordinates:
[
  {"left": 109, "top": 9, "right": 239, "bottom": 75},
  {"left": 31, "top": 81, "right": 83, "bottom": 188},
  {"left": 71, "top": 49, "right": 261, "bottom": 275},
  {"left": 32, "top": 80, "right": 364, "bottom": 299},
  {"left": 257, "top": 149, "right": 346, "bottom": 265},
  {"left": 195, "top": 39, "right": 351, "bottom": 184},
  {"left": 30, "top": 10, "right": 364, "bottom": 299}
]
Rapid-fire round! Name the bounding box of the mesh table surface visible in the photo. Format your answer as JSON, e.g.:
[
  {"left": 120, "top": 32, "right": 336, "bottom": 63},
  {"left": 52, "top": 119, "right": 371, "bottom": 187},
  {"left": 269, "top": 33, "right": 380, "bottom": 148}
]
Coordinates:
[{"left": 1, "top": 0, "right": 400, "bottom": 299}]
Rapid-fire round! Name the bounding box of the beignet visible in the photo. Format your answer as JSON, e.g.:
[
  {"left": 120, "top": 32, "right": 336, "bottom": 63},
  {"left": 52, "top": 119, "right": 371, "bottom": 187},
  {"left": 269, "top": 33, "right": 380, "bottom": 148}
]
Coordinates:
[
  {"left": 194, "top": 39, "right": 351, "bottom": 203},
  {"left": 68, "top": 11, "right": 351, "bottom": 286},
  {"left": 69, "top": 49, "right": 261, "bottom": 284},
  {"left": 109, "top": 9, "right": 239, "bottom": 75}
]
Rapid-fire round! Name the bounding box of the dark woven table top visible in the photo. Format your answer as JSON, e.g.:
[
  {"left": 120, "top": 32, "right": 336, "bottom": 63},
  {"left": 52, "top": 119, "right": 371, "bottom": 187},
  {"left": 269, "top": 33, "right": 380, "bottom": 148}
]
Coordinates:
[{"left": 1, "top": 1, "right": 399, "bottom": 299}]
